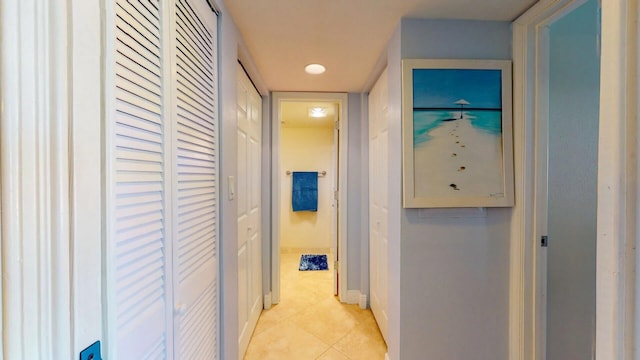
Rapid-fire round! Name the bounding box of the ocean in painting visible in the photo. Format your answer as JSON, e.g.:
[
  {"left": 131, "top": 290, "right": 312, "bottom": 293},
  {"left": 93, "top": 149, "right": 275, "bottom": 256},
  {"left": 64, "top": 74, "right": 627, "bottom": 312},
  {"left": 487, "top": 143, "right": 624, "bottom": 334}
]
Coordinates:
[{"left": 413, "top": 109, "right": 502, "bottom": 146}]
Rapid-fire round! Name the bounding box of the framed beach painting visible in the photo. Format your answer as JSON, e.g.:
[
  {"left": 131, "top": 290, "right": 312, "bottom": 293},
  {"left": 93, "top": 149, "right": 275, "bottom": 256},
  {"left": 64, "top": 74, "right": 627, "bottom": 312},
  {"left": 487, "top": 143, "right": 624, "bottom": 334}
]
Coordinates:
[{"left": 402, "top": 59, "right": 514, "bottom": 208}]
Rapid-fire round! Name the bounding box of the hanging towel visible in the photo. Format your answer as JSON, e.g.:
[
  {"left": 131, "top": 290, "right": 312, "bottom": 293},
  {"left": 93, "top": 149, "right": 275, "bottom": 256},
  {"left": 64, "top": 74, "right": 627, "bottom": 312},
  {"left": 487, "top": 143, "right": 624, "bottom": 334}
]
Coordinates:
[{"left": 291, "top": 171, "right": 318, "bottom": 212}]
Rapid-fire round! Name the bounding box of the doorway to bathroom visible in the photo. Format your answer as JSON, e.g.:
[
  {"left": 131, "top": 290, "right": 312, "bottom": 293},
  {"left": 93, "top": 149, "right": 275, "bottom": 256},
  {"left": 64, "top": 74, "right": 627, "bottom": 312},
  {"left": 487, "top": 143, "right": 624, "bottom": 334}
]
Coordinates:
[
  {"left": 270, "top": 92, "right": 349, "bottom": 305},
  {"left": 544, "top": 1, "right": 600, "bottom": 358},
  {"left": 510, "top": 0, "right": 601, "bottom": 357}
]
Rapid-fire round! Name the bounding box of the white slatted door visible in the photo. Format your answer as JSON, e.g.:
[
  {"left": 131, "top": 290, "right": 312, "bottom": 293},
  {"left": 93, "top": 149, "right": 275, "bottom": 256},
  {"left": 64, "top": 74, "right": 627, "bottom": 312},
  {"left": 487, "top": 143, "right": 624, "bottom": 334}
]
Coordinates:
[
  {"left": 237, "top": 64, "right": 263, "bottom": 358},
  {"left": 369, "top": 69, "right": 389, "bottom": 343},
  {"left": 172, "top": 0, "right": 219, "bottom": 359},
  {"left": 107, "top": 0, "right": 170, "bottom": 358},
  {"left": 106, "top": 0, "right": 219, "bottom": 358}
]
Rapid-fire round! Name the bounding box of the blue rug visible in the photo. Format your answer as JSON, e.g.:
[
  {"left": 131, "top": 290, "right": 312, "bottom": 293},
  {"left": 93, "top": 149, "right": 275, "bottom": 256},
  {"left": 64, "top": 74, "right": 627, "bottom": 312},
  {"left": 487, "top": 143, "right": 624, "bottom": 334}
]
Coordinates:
[{"left": 299, "top": 254, "right": 328, "bottom": 271}]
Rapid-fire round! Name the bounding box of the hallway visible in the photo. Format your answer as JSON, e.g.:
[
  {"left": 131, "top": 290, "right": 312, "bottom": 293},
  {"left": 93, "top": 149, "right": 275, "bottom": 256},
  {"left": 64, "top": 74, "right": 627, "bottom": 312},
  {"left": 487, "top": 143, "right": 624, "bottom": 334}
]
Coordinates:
[{"left": 243, "top": 251, "right": 387, "bottom": 359}]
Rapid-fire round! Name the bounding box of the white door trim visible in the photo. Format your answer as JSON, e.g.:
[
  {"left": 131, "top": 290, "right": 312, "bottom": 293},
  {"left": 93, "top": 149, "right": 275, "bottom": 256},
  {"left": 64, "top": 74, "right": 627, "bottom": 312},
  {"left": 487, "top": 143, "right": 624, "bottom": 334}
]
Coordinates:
[
  {"left": 0, "top": 0, "right": 74, "bottom": 358},
  {"left": 271, "top": 92, "right": 349, "bottom": 303},
  {"left": 510, "top": 1, "right": 589, "bottom": 359},
  {"left": 596, "top": 1, "right": 638, "bottom": 359}
]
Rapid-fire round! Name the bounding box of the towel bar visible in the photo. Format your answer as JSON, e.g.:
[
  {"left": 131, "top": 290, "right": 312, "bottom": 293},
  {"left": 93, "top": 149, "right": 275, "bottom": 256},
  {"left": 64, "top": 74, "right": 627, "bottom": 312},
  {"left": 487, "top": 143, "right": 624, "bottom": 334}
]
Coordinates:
[{"left": 286, "top": 170, "right": 327, "bottom": 177}]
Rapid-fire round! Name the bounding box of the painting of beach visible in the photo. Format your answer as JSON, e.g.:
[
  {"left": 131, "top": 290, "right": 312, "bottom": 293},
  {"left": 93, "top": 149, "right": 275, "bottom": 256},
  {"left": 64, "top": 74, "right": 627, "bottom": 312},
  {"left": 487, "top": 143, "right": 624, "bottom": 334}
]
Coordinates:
[{"left": 402, "top": 59, "right": 514, "bottom": 208}]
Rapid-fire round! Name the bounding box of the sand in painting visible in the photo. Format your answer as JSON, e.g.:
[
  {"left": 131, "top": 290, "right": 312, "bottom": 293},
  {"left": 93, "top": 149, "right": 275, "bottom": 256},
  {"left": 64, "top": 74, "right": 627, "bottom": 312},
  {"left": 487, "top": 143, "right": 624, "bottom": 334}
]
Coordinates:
[{"left": 413, "top": 111, "right": 504, "bottom": 198}]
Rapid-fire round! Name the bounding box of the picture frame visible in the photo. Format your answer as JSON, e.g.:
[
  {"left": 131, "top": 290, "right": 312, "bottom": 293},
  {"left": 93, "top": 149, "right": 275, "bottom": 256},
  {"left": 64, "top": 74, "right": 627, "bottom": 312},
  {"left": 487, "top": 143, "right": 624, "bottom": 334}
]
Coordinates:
[{"left": 402, "top": 59, "right": 514, "bottom": 208}]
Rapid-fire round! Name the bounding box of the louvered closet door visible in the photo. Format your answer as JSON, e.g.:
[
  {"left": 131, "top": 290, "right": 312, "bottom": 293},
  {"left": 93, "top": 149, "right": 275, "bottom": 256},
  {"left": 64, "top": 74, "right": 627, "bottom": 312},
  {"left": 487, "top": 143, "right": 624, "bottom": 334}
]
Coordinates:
[
  {"left": 107, "top": 0, "right": 170, "bottom": 358},
  {"left": 172, "top": 0, "right": 219, "bottom": 359},
  {"left": 106, "top": 0, "right": 219, "bottom": 358}
]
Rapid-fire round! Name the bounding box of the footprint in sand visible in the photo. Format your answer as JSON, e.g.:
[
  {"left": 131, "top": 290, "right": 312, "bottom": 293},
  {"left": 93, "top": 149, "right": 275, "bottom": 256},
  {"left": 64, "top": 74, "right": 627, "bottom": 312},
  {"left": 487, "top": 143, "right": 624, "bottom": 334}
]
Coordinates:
[
  {"left": 458, "top": 166, "right": 466, "bottom": 172},
  {"left": 452, "top": 153, "right": 457, "bottom": 157},
  {"left": 450, "top": 183, "right": 460, "bottom": 191}
]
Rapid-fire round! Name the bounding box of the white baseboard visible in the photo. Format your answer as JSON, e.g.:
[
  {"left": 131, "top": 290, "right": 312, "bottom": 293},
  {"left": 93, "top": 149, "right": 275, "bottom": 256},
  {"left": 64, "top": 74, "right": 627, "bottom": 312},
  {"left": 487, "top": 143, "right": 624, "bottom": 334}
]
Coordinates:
[
  {"left": 344, "top": 290, "right": 359, "bottom": 304},
  {"left": 264, "top": 292, "right": 272, "bottom": 310},
  {"left": 359, "top": 294, "right": 368, "bottom": 309},
  {"left": 345, "top": 290, "right": 368, "bottom": 308}
]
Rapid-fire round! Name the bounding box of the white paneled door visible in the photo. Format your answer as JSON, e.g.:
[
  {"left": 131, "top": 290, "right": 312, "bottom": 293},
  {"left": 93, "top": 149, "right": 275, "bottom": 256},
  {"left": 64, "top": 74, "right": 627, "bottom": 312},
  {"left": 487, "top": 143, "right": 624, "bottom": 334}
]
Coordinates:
[
  {"left": 105, "top": 0, "right": 219, "bottom": 358},
  {"left": 333, "top": 105, "right": 340, "bottom": 296},
  {"left": 369, "top": 69, "right": 389, "bottom": 343},
  {"left": 237, "top": 64, "right": 263, "bottom": 358}
]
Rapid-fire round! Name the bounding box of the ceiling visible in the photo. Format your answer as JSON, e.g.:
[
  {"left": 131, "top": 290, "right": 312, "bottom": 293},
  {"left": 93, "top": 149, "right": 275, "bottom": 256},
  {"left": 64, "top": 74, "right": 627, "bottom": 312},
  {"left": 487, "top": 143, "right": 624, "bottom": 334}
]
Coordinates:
[
  {"left": 280, "top": 101, "right": 337, "bottom": 129},
  {"left": 224, "top": 0, "right": 537, "bottom": 93}
]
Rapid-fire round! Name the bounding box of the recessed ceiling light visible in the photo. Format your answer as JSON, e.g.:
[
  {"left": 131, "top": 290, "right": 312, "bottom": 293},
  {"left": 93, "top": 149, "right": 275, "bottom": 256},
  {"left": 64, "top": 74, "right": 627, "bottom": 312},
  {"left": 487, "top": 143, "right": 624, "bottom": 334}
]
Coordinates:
[
  {"left": 305, "top": 64, "right": 326, "bottom": 75},
  {"left": 309, "top": 107, "right": 327, "bottom": 118}
]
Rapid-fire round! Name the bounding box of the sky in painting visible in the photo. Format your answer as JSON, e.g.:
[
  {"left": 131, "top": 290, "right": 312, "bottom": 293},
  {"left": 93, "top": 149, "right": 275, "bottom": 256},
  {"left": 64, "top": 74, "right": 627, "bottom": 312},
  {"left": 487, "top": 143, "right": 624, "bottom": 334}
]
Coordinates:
[{"left": 412, "top": 69, "right": 502, "bottom": 109}]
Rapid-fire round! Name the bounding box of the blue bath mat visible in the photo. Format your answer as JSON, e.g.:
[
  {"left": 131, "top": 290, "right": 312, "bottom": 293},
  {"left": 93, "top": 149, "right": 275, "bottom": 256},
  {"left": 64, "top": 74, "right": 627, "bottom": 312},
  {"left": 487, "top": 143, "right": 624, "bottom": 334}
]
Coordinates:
[{"left": 299, "top": 254, "right": 328, "bottom": 271}]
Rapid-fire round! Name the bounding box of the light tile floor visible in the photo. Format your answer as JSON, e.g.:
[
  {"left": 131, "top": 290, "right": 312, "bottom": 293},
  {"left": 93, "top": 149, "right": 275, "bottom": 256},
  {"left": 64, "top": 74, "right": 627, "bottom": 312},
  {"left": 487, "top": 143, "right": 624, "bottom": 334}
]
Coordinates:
[{"left": 243, "top": 252, "right": 388, "bottom": 360}]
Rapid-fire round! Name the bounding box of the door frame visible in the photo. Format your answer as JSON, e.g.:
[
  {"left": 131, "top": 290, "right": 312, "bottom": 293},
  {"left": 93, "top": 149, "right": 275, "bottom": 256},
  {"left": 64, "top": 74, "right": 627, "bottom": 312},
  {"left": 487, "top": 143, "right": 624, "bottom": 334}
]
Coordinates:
[
  {"left": 511, "top": 0, "right": 590, "bottom": 358},
  {"left": 512, "top": 1, "right": 638, "bottom": 359},
  {"left": 0, "top": 0, "right": 78, "bottom": 357},
  {"left": 594, "top": 0, "right": 638, "bottom": 358},
  {"left": 270, "top": 92, "right": 349, "bottom": 304}
]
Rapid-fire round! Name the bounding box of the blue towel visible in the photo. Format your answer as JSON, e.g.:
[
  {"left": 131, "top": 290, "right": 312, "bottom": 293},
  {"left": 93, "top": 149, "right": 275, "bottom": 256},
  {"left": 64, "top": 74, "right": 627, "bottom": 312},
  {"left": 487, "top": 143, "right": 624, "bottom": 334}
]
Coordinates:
[{"left": 292, "top": 171, "right": 318, "bottom": 212}]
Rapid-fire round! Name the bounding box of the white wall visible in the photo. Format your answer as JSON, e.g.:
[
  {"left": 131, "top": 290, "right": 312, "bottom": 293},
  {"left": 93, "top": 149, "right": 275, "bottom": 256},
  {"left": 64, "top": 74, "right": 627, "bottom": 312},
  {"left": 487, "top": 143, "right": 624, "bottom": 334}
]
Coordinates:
[
  {"left": 400, "top": 19, "right": 512, "bottom": 360},
  {"left": 217, "top": 2, "right": 269, "bottom": 359},
  {"left": 280, "top": 127, "right": 334, "bottom": 249},
  {"left": 218, "top": 6, "right": 240, "bottom": 359},
  {"left": 374, "top": 18, "right": 513, "bottom": 359},
  {"left": 349, "top": 93, "right": 368, "bottom": 293}
]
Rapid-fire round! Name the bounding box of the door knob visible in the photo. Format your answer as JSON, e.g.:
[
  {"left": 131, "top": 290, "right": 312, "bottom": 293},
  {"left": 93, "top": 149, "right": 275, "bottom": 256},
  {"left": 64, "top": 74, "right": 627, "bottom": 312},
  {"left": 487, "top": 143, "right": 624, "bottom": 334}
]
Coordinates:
[{"left": 175, "top": 303, "right": 187, "bottom": 316}]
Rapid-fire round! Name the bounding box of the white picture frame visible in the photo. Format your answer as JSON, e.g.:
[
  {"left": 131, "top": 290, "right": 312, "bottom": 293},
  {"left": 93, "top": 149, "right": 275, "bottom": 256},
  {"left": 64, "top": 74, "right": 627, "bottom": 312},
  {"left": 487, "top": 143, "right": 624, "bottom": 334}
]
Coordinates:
[{"left": 402, "top": 58, "right": 515, "bottom": 208}]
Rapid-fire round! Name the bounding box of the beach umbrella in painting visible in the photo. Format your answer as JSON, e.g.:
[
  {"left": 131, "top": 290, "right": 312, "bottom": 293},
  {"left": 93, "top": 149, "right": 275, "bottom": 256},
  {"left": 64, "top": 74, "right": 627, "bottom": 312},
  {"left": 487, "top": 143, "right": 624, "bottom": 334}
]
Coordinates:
[{"left": 455, "top": 99, "right": 470, "bottom": 119}]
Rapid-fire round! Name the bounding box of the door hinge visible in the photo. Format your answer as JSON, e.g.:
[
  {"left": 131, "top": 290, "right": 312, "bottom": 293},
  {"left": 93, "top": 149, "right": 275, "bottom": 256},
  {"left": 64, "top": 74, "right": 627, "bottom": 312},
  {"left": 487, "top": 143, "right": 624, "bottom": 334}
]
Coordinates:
[
  {"left": 334, "top": 121, "right": 340, "bottom": 130},
  {"left": 541, "top": 235, "right": 548, "bottom": 247}
]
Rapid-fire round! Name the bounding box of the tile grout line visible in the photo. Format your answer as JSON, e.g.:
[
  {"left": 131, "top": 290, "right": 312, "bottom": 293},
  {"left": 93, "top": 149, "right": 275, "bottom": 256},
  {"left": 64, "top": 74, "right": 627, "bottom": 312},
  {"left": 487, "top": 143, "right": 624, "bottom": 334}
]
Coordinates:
[{"left": 244, "top": 252, "right": 386, "bottom": 359}]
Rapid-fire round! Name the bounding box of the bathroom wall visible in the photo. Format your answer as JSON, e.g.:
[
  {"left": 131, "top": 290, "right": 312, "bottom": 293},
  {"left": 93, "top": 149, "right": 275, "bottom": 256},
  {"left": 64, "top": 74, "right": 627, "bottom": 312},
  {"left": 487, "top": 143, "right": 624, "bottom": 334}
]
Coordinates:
[{"left": 280, "top": 126, "right": 335, "bottom": 250}]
